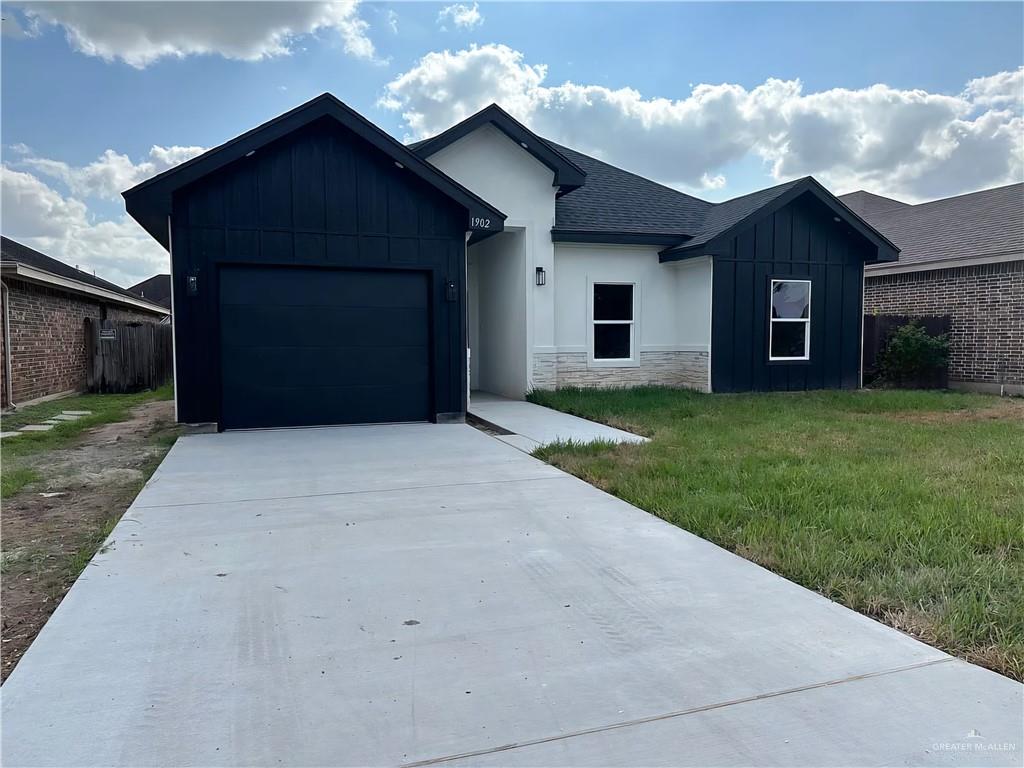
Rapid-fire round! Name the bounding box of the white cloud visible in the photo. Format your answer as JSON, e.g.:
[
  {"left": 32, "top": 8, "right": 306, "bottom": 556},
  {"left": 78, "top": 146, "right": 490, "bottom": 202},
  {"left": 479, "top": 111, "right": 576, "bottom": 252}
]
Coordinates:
[
  {"left": 964, "top": 67, "right": 1024, "bottom": 107},
  {"left": 386, "top": 9, "right": 399, "bottom": 34},
  {"left": 2, "top": 166, "right": 168, "bottom": 286},
  {"left": 381, "top": 45, "right": 1023, "bottom": 200},
  {"left": 21, "top": 145, "right": 207, "bottom": 201},
  {"left": 438, "top": 3, "right": 483, "bottom": 30},
  {"left": 15, "top": 1, "right": 377, "bottom": 67}
]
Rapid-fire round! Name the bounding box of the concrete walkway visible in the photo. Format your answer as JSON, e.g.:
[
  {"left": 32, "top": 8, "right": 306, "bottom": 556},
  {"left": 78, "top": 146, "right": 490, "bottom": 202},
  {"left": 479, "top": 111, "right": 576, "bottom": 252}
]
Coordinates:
[
  {"left": 470, "top": 391, "right": 647, "bottom": 451},
  {"left": 2, "top": 424, "right": 1021, "bottom": 767}
]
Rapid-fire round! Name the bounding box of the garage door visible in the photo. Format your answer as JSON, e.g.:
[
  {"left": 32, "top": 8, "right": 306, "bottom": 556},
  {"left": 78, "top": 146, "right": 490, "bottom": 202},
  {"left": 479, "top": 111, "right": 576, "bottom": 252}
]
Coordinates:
[{"left": 219, "top": 266, "right": 431, "bottom": 430}]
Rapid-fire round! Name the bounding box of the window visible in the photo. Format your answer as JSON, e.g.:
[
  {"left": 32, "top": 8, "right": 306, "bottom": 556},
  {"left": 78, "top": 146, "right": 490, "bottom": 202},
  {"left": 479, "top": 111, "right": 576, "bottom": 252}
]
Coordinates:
[
  {"left": 769, "top": 279, "right": 811, "bottom": 361},
  {"left": 593, "top": 283, "right": 633, "bottom": 360}
]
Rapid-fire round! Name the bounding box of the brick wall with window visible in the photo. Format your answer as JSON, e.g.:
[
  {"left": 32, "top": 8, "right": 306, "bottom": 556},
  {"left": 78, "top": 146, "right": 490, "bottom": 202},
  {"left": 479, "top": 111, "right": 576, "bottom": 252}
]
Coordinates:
[
  {"left": 863, "top": 260, "right": 1024, "bottom": 390},
  {"left": 1, "top": 279, "right": 161, "bottom": 407}
]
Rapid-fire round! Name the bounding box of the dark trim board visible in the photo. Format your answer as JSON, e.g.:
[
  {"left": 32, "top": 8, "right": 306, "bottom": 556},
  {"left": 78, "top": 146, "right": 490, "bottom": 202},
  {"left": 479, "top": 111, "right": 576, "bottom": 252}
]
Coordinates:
[{"left": 551, "top": 230, "right": 687, "bottom": 246}]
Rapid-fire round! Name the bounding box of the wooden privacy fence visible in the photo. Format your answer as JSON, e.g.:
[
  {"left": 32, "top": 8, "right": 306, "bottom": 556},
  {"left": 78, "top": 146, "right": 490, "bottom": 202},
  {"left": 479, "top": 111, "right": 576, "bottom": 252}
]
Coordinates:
[
  {"left": 85, "top": 319, "right": 173, "bottom": 394},
  {"left": 862, "top": 314, "right": 951, "bottom": 388}
]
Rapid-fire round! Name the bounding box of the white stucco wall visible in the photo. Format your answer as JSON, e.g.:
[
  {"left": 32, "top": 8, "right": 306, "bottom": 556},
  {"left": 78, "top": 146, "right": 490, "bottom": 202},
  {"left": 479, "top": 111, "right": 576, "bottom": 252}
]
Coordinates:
[
  {"left": 426, "top": 124, "right": 557, "bottom": 399},
  {"left": 467, "top": 230, "right": 528, "bottom": 399},
  {"left": 550, "top": 244, "right": 711, "bottom": 352},
  {"left": 536, "top": 245, "right": 712, "bottom": 391}
]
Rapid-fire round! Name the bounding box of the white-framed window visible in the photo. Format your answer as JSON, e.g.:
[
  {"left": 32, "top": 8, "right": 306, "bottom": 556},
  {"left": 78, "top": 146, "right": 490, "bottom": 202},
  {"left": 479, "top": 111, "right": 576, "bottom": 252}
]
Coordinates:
[
  {"left": 592, "top": 282, "right": 634, "bottom": 361},
  {"left": 769, "top": 279, "right": 811, "bottom": 361}
]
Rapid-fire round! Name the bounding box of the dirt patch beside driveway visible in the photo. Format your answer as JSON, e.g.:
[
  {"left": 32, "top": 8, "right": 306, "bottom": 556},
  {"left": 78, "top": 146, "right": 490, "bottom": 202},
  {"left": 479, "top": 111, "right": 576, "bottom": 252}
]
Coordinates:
[{"left": 1, "top": 399, "right": 180, "bottom": 682}]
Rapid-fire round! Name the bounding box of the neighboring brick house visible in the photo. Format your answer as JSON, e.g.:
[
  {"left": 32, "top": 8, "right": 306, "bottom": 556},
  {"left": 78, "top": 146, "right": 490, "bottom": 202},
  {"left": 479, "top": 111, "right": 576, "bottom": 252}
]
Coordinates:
[
  {"left": 840, "top": 184, "right": 1024, "bottom": 395},
  {"left": 1, "top": 237, "right": 169, "bottom": 408}
]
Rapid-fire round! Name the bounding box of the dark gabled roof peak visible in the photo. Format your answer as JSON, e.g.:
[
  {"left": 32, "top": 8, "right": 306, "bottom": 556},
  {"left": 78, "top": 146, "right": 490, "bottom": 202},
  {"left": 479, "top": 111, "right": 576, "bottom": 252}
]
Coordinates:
[
  {"left": 124, "top": 93, "right": 506, "bottom": 249},
  {"left": 412, "top": 103, "right": 587, "bottom": 192}
]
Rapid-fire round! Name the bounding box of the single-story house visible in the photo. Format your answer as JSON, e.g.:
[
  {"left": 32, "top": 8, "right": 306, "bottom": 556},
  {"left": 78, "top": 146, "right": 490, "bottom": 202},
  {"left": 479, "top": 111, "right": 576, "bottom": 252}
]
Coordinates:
[
  {"left": 128, "top": 274, "right": 172, "bottom": 310},
  {"left": 123, "top": 94, "right": 898, "bottom": 430},
  {"left": 841, "top": 184, "right": 1023, "bottom": 396},
  {"left": 1, "top": 237, "right": 170, "bottom": 408}
]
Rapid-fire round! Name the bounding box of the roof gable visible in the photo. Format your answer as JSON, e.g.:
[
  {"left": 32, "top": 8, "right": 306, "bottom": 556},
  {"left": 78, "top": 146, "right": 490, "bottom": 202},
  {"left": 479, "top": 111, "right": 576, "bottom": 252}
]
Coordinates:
[
  {"left": 123, "top": 93, "right": 505, "bottom": 249},
  {"left": 660, "top": 177, "right": 900, "bottom": 264},
  {"left": 411, "top": 104, "right": 586, "bottom": 193}
]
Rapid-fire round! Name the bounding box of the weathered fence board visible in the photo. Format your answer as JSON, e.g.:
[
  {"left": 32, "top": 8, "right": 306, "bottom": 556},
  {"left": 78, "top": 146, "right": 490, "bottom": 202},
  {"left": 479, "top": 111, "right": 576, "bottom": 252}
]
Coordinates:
[
  {"left": 862, "top": 314, "right": 951, "bottom": 388},
  {"left": 85, "top": 319, "right": 173, "bottom": 394}
]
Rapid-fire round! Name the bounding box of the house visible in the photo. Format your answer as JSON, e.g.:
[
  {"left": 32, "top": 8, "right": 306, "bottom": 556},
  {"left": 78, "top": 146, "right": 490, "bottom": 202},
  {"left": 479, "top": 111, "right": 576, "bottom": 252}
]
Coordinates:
[
  {"left": 128, "top": 274, "right": 172, "bottom": 309},
  {"left": 1, "top": 237, "right": 170, "bottom": 408},
  {"left": 123, "top": 94, "right": 898, "bottom": 430},
  {"left": 840, "top": 184, "right": 1024, "bottom": 395}
]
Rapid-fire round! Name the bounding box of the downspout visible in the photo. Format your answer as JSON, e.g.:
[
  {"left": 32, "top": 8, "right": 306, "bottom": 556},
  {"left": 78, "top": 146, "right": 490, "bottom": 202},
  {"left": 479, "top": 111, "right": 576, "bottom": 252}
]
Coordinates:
[{"left": 1, "top": 279, "right": 17, "bottom": 410}]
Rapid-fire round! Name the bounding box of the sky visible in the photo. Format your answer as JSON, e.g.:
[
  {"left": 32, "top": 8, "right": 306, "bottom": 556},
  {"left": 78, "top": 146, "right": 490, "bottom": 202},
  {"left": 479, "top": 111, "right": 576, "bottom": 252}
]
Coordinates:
[{"left": 2, "top": 1, "right": 1022, "bottom": 287}]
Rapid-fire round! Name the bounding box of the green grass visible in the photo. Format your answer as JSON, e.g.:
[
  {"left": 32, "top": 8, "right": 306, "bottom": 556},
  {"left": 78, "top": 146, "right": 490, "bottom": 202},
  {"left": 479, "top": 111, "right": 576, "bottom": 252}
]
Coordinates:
[
  {"left": 1, "top": 384, "right": 173, "bottom": 496},
  {"left": 529, "top": 387, "right": 1024, "bottom": 680}
]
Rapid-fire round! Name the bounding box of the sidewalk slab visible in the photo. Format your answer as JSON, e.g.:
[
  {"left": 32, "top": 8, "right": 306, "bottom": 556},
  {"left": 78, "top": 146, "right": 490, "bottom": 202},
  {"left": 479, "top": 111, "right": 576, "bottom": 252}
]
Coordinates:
[{"left": 470, "top": 391, "right": 647, "bottom": 449}]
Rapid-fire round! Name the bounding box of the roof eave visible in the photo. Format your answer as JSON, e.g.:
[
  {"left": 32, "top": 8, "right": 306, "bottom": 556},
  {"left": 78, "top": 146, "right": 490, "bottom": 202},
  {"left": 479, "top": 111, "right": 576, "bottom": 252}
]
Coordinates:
[
  {"left": 0, "top": 262, "right": 170, "bottom": 315},
  {"left": 552, "top": 229, "right": 689, "bottom": 247}
]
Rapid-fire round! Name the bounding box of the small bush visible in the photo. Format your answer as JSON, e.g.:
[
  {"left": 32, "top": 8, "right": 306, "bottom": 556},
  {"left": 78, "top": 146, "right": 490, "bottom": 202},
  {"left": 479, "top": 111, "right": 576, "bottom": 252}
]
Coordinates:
[{"left": 877, "top": 321, "right": 950, "bottom": 388}]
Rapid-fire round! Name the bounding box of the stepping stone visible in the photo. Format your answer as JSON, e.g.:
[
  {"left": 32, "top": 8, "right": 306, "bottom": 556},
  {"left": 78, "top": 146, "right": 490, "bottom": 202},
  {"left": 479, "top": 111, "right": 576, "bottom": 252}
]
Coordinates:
[
  {"left": 51, "top": 414, "right": 81, "bottom": 421},
  {"left": 0, "top": 431, "right": 23, "bottom": 439},
  {"left": 43, "top": 419, "right": 62, "bottom": 424},
  {"left": 62, "top": 411, "right": 92, "bottom": 416},
  {"left": 19, "top": 424, "right": 54, "bottom": 432}
]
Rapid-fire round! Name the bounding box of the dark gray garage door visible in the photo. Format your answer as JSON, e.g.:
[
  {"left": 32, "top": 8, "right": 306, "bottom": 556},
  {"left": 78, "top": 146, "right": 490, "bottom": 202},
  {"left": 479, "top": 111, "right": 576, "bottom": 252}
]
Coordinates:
[{"left": 219, "top": 266, "right": 431, "bottom": 430}]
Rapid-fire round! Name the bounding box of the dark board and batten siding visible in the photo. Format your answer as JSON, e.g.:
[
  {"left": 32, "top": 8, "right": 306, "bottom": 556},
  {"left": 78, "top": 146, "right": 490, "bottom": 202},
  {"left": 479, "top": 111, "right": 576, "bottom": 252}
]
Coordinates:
[
  {"left": 170, "top": 117, "right": 468, "bottom": 426},
  {"left": 711, "top": 192, "right": 870, "bottom": 392}
]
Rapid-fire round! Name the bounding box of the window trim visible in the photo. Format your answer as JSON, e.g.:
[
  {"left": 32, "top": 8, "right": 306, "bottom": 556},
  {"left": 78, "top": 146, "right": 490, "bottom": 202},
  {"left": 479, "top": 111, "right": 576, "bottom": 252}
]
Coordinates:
[
  {"left": 768, "top": 278, "right": 811, "bottom": 362},
  {"left": 588, "top": 280, "right": 638, "bottom": 367}
]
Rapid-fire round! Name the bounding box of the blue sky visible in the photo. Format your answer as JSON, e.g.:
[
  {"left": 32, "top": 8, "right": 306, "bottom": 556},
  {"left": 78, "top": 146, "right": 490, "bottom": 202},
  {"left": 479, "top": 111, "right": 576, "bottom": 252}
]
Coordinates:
[{"left": 2, "top": 2, "right": 1022, "bottom": 285}]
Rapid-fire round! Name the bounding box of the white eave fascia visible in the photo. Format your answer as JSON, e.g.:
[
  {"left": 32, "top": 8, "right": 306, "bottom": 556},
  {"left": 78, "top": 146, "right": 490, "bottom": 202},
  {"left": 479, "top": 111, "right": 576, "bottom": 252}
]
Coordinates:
[
  {"left": 0, "top": 262, "right": 170, "bottom": 316},
  {"left": 866, "top": 250, "right": 1024, "bottom": 277}
]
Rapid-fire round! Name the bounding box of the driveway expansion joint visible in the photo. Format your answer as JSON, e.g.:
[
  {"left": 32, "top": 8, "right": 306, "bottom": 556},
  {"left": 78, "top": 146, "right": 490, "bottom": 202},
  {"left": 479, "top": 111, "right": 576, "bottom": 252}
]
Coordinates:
[
  {"left": 400, "top": 657, "right": 956, "bottom": 767},
  {"left": 132, "top": 474, "right": 568, "bottom": 509}
]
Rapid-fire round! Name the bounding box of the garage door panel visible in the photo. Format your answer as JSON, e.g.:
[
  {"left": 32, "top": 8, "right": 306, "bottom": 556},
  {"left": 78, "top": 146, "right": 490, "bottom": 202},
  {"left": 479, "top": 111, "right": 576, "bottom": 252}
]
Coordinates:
[
  {"left": 221, "top": 347, "right": 430, "bottom": 389},
  {"left": 220, "top": 267, "right": 428, "bottom": 309},
  {"left": 219, "top": 266, "right": 431, "bottom": 429},
  {"left": 221, "top": 383, "right": 429, "bottom": 429},
  {"left": 220, "top": 305, "right": 429, "bottom": 349}
]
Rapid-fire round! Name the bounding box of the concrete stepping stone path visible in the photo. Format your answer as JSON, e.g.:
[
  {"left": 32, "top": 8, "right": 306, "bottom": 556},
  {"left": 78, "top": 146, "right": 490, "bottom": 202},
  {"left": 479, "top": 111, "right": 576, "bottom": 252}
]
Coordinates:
[
  {"left": 0, "top": 431, "right": 23, "bottom": 439},
  {"left": 19, "top": 424, "right": 54, "bottom": 432}
]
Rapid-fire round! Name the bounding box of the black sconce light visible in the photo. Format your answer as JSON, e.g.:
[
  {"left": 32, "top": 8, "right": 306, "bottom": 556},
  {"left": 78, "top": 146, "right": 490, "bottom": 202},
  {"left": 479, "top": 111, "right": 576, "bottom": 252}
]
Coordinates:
[{"left": 535, "top": 266, "right": 546, "bottom": 286}]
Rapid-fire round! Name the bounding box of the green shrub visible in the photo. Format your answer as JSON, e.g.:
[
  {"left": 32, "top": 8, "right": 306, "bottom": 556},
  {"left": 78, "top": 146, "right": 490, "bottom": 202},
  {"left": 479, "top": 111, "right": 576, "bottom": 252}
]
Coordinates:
[{"left": 877, "top": 321, "right": 950, "bottom": 388}]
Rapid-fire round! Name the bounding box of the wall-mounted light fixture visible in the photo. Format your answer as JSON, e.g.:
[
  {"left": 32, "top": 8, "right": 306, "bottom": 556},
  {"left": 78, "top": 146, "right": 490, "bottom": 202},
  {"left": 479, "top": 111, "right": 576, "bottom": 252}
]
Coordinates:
[{"left": 535, "top": 266, "right": 546, "bottom": 286}]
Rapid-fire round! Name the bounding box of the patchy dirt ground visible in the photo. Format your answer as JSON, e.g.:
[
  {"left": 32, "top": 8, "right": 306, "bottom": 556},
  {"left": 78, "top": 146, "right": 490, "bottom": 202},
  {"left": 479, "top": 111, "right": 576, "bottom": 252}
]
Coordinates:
[{"left": 1, "top": 400, "right": 180, "bottom": 682}]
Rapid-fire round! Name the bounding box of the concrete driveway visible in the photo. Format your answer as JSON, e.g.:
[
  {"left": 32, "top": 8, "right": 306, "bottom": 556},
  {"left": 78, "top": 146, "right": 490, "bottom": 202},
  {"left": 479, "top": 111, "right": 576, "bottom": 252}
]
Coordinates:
[{"left": 2, "top": 424, "right": 1021, "bottom": 767}]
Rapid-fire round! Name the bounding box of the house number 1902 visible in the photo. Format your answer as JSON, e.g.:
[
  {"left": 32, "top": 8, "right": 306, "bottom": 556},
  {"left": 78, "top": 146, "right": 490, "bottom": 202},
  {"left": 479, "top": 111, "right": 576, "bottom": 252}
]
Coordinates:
[{"left": 471, "top": 217, "right": 491, "bottom": 229}]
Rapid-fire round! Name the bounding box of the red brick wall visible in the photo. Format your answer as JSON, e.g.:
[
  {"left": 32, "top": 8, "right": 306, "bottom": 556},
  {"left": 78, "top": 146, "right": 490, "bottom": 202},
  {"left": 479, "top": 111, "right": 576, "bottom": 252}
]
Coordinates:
[
  {"left": 0, "top": 279, "right": 162, "bottom": 407},
  {"left": 864, "top": 260, "right": 1024, "bottom": 388}
]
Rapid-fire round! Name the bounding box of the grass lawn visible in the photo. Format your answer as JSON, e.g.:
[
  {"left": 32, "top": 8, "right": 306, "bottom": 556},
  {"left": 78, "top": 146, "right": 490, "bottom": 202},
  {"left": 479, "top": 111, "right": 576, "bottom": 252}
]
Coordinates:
[
  {"left": 529, "top": 387, "right": 1024, "bottom": 681},
  {"left": 1, "top": 384, "right": 174, "bottom": 497}
]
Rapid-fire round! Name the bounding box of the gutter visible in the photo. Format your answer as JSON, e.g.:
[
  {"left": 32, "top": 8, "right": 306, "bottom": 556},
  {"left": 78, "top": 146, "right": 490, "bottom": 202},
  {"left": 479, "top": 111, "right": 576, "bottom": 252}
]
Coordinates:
[
  {"left": 1, "top": 280, "right": 16, "bottom": 410},
  {"left": 0, "top": 262, "right": 170, "bottom": 316}
]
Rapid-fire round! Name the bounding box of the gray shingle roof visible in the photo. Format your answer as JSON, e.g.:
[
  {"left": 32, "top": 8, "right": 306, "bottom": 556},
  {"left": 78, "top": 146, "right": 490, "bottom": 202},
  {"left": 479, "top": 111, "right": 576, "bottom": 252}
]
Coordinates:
[
  {"left": 0, "top": 236, "right": 145, "bottom": 301},
  {"left": 547, "top": 143, "right": 711, "bottom": 237},
  {"left": 837, "top": 190, "right": 910, "bottom": 218},
  {"left": 854, "top": 183, "right": 1024, "bottom": 270},
  {"left": 671, "top": 178, "right": 807, "bottom": 251},
  {"left": 128, "top": 274, "right": 172, "bottom": 308}
]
